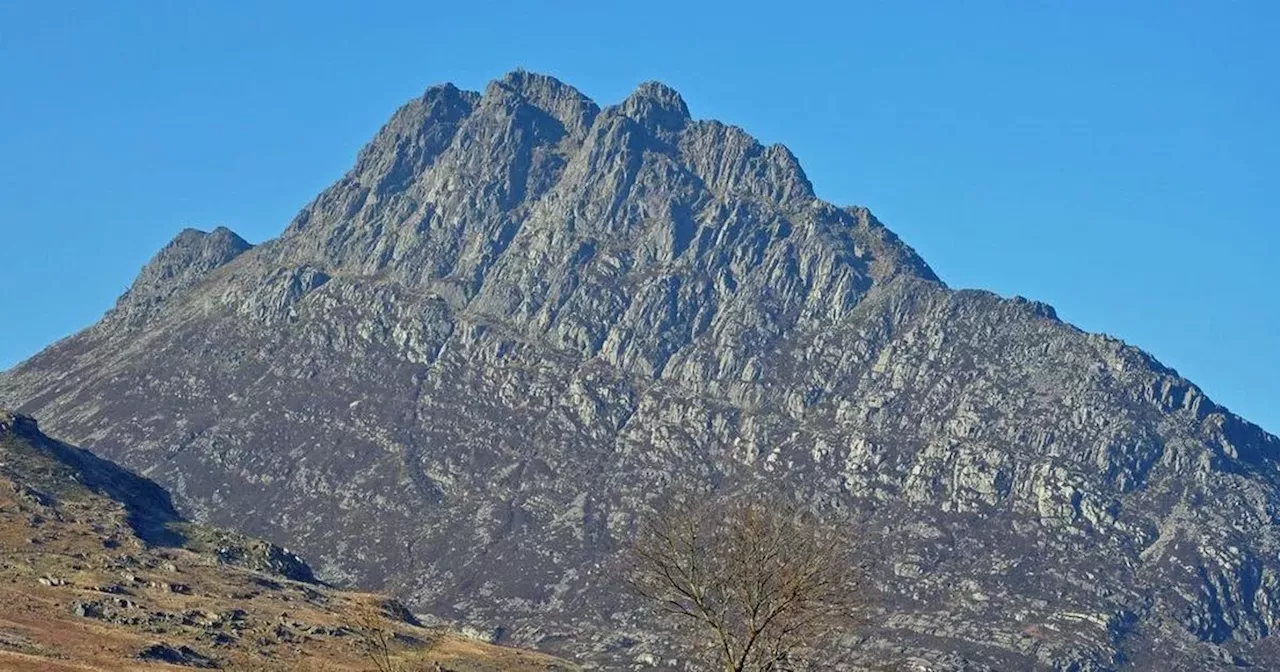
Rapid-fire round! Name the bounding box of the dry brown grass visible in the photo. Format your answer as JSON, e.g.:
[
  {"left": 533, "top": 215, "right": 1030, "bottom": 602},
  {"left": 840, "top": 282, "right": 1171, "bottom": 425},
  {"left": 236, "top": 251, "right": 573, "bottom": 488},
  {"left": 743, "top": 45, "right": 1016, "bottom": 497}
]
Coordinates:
[{"left": 0, "top": 470, "right": 573, "bottom": 672}]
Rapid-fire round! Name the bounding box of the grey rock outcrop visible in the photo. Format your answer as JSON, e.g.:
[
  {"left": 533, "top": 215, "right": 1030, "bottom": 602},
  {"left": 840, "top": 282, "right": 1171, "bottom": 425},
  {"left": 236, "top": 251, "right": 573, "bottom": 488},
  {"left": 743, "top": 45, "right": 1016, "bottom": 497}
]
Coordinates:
[
  {"left": 110, "top": 226, "right": 252, "bottom": 323},
  {"left": 3, "top": 71, "right": 1279, "bottom": 669}
]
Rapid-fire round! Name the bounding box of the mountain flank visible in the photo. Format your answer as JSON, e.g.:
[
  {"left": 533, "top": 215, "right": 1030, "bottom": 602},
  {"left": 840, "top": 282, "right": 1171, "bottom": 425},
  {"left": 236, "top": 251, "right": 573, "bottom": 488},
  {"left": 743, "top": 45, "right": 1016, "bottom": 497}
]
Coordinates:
[{"left": 2, "top": 70, "right": 1279, "bottom": 669}]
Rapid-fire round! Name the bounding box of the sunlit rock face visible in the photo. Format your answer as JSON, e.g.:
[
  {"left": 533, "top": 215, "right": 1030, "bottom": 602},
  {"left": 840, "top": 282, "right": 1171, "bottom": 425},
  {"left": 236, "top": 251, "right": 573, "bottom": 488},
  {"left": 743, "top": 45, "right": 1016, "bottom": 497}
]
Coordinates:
[{"left": 3, "top": 71, "right": 1279, "bottom": 670}]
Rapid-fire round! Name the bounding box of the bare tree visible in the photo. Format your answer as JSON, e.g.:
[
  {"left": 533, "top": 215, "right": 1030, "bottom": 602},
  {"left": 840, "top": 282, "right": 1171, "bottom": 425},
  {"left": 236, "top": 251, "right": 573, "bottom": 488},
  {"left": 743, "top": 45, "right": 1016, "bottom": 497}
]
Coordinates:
[
  {"left": 628, "top": 491, "right": 859, "bottom": 671},
  {"left": 347, "top": 602, "right": 444, "bottom": 672},
  {"left": 351, "top": 607, "right": 401, "bottom": 672}
]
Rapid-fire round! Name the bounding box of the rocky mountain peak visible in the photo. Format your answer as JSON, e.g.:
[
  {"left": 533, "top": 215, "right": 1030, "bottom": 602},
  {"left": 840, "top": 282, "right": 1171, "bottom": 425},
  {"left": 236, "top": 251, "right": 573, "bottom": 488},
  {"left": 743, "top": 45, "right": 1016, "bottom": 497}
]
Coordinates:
[
  {"left": 109, "top": 226, "right": 251, "bottom": 322},
  {"left": 619, "top": 80, "right": 690, "bottom": 132},
  {"left": 489, "top": 70, "right": 601, "bottom": 135},
  {"left": 168, "top": 225, "right": 250, "bottom": 256},
  {"left": 340, "top": 82, "right": 480, "bottom": 202},
  {"left": 6, "top": 71, "right": 1280, "bottom": 669},
  {"left": 267, "top": 71, "right": 932, "bottom": 345}
]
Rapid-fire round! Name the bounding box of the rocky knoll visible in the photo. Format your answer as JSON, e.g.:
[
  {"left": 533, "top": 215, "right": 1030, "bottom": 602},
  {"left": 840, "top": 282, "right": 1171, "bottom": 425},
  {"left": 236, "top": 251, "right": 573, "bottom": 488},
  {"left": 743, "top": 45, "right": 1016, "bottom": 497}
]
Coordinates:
[
  {"left": 3, "top": 71, "right": 1279, "bottom": 669},
  {"left": 0, "top": 409, "right": 571, "bottom": 670}
]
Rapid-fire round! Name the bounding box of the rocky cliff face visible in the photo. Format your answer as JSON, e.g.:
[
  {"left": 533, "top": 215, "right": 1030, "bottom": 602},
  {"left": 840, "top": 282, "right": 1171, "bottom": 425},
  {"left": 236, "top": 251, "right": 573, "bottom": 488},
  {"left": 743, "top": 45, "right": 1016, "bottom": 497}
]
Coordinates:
[{"left": 3, "top": 70, "right": 1279, "bottom": 670}]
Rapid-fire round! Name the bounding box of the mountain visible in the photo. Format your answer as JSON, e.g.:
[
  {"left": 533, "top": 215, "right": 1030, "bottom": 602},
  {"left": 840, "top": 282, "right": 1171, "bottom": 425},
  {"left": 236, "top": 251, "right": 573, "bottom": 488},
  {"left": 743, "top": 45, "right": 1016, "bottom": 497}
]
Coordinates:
[
  {"left": 3, "top": 70, "right": 1279, "bottom": 670},
  {"left": 0, "top": 409, "right": 572, "bottom": 671}
]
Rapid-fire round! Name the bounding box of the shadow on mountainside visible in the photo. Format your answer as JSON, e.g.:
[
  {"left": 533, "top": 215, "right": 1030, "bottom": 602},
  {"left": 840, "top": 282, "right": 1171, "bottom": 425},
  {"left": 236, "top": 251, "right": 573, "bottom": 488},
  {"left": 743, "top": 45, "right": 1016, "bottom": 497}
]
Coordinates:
[{"left": 1, "top": 410, "right": 316, "bottom": 584}]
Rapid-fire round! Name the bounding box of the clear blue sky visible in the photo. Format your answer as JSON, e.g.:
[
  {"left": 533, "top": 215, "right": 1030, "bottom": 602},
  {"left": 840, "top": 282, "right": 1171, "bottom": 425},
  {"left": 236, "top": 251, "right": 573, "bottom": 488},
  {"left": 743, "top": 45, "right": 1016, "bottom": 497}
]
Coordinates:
[{"left": 1, "top": 1, "right": 1276, "bottom": 433}]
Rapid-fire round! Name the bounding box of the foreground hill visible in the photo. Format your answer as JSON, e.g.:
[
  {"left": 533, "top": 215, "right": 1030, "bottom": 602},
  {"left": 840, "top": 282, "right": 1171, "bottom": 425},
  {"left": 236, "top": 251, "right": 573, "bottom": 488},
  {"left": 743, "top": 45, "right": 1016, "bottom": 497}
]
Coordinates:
[
  {"left": 3, "top": 71, "right": 1279, "bottom": 669},
  {"left": 0, "top": 410, "right": 572, "bottom": 671}
]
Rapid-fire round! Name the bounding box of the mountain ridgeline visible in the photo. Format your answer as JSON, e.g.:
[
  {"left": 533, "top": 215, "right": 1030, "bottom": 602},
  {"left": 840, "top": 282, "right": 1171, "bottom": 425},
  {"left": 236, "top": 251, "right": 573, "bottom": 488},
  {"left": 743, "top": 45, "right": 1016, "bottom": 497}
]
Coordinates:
[{"left": 2, "top": 71, "right": 1278, "bottom": 670}]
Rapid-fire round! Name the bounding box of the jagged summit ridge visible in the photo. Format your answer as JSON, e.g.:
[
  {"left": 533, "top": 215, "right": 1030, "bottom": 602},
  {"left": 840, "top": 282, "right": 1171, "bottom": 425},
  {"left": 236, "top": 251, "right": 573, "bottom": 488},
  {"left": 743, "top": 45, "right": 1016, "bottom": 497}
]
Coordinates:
[
  {"left": 238, "top": 72, "right": 939, "bottom": 381},
  {"left": 490, "top": 70, "right": 601, "bottom": 136},
  {"left": 2, "top": 71, "right": 1279, "bottom": 670}
]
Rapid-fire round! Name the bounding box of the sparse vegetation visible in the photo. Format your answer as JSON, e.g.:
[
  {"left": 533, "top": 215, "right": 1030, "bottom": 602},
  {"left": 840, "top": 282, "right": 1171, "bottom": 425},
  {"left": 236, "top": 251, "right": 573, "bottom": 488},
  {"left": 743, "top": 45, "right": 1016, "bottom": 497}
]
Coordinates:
[
  {"left": 345, "top": 599, "right": 447, "bottom": 672},
  {"left": 352, "top": 606, "right": 406, "bottom": 672},
  {"left": 628, "top": 491, "right": 860, "bottom": 672}
]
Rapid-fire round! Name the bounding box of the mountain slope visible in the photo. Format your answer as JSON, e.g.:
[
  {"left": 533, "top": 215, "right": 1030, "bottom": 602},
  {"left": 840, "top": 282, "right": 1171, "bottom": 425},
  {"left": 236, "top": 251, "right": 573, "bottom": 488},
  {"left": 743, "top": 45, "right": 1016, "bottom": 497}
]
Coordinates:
[
  {"left": 3, "top": 70, "right": 1279, "bottom": 669},
  {"left": 0, "top": 410, "right": 572, "bottom": 671}
]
